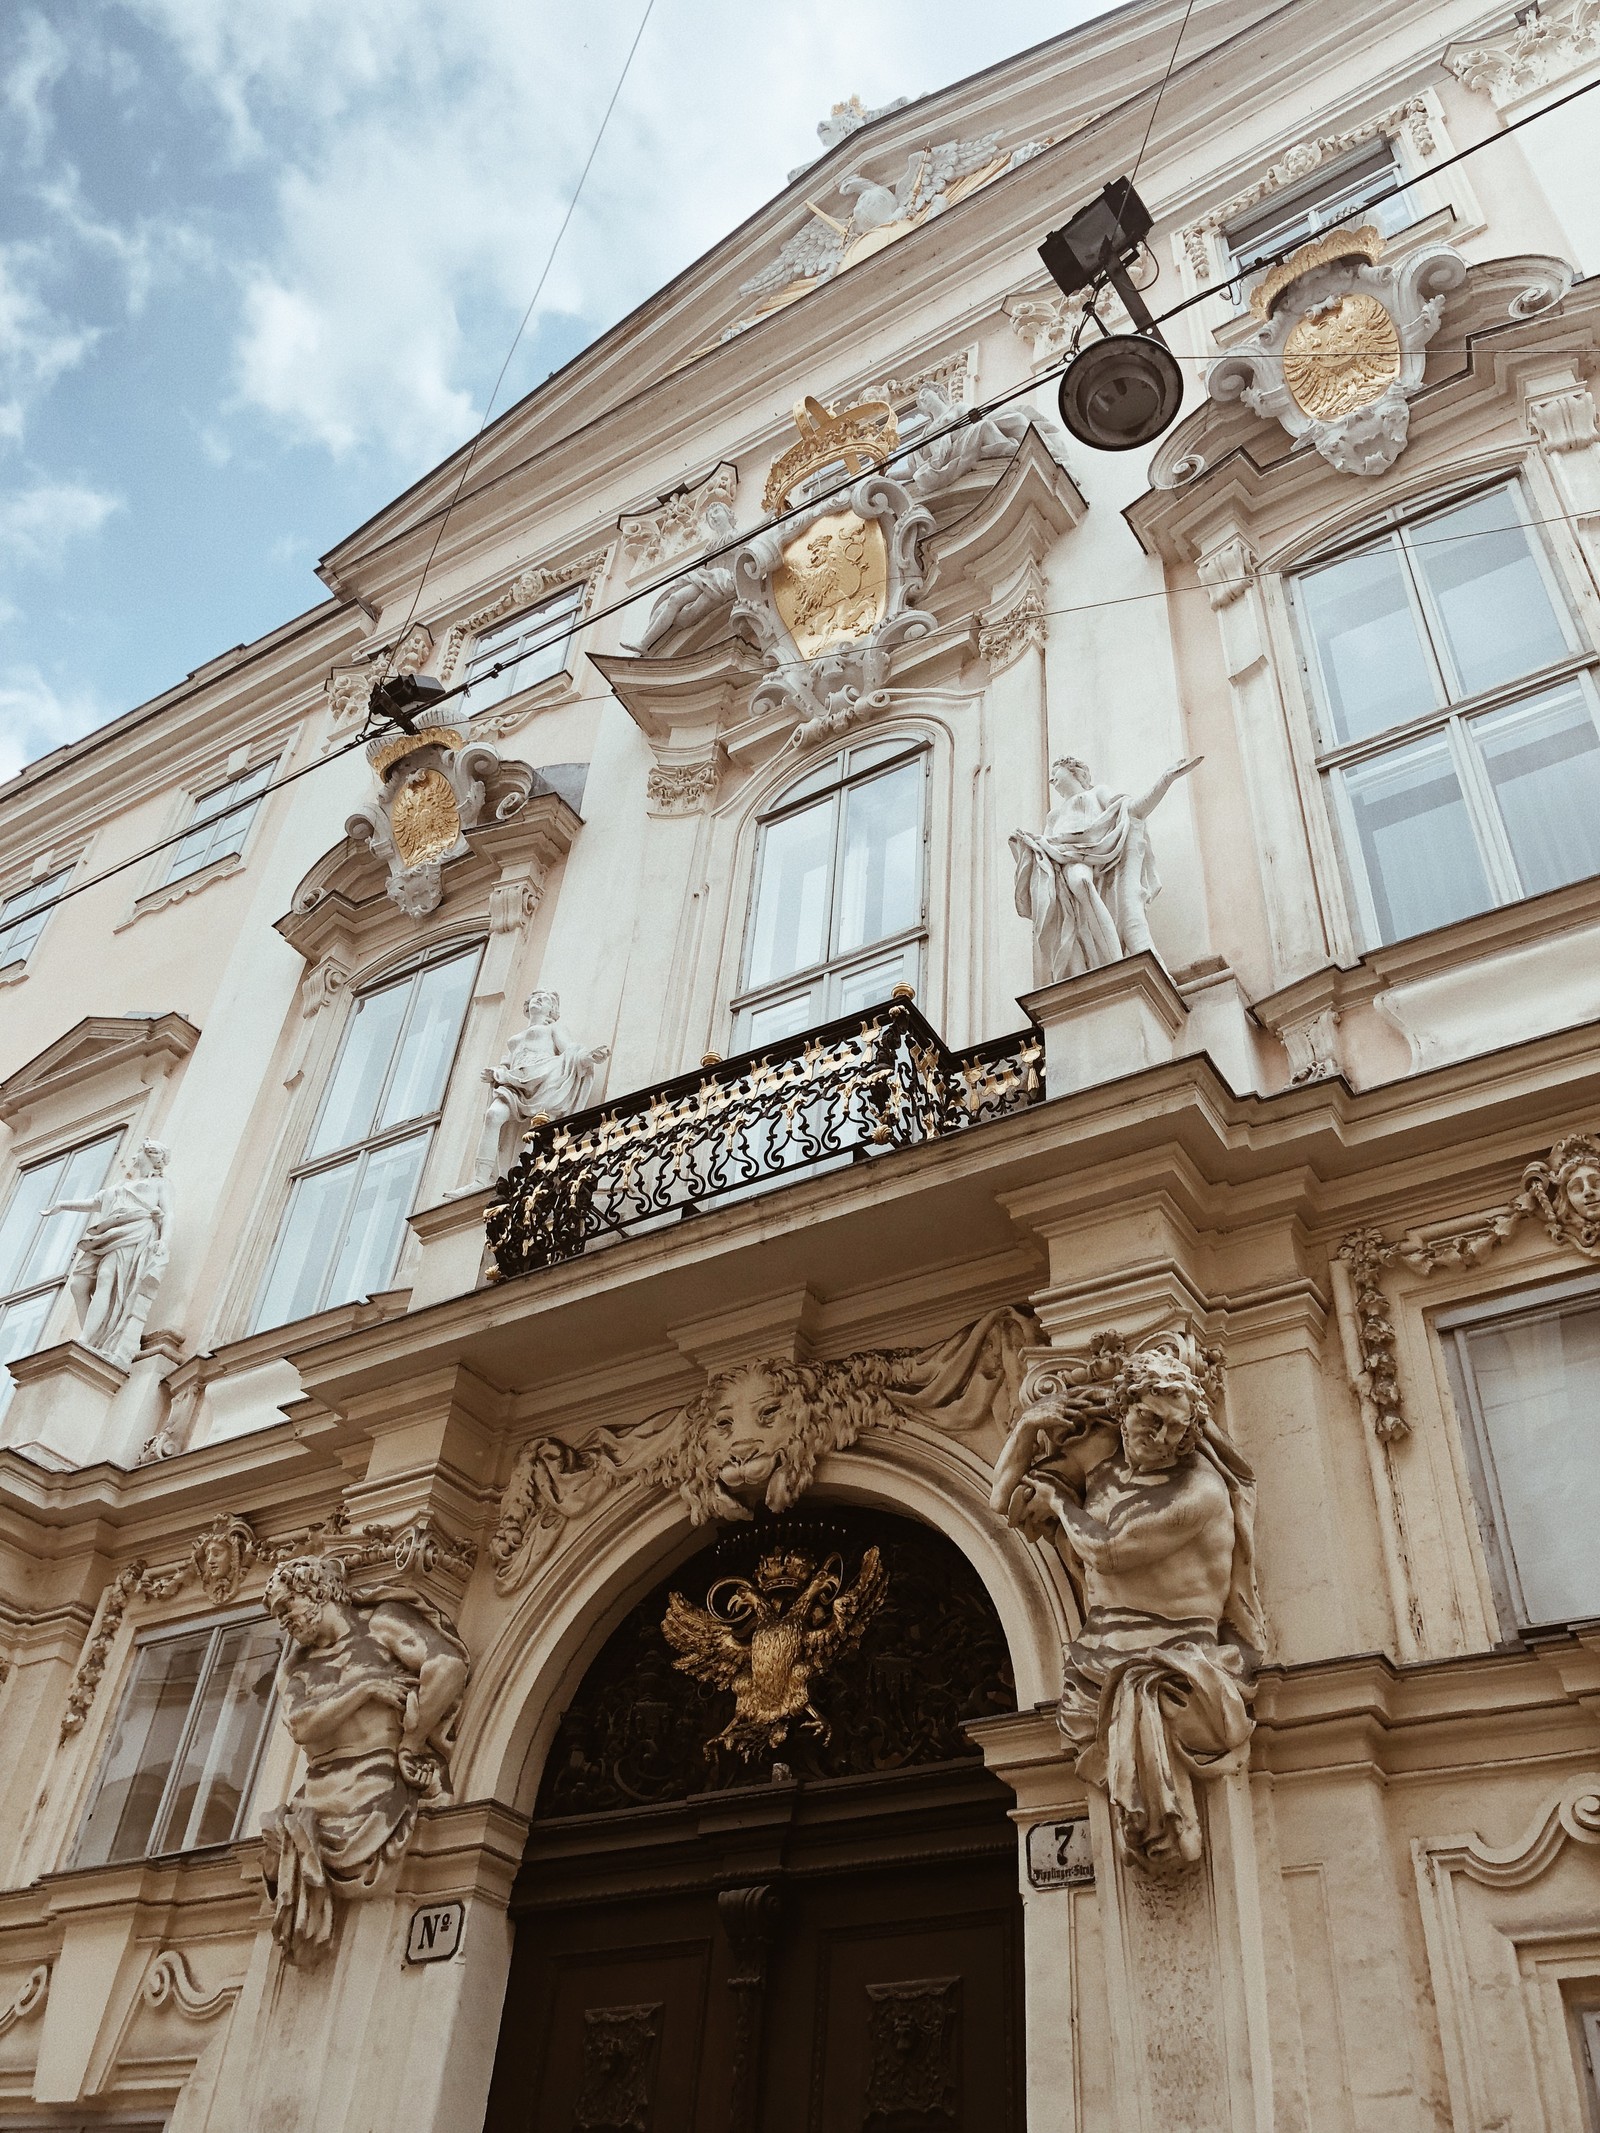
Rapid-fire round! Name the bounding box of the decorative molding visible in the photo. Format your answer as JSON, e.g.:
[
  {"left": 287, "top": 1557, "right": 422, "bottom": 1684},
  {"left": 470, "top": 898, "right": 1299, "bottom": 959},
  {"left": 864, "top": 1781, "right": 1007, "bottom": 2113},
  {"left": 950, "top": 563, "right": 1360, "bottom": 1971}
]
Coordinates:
[
  {"left": 1003, "top": 285, "right": 1131, "bottom": 367},
  {"left": 977, "top": 587, "right": 1046, "bottom": 672},
  {"left": 436, "top": 546, "right": 611, "bottom": 687},
  {"left": 60, "top": 1561, "right": 146, "bottom": 1741},
  {"left": 1196, "top": 534, "right": 1257, "bottom": 610},
  {"left": 1208, "top": 231, "right": 1468, "bottom": 476},
  {"left": 346, "top": 715, "right": 539, "bottom": 918},
  {"left": 116, "top": 850, "right": 246, "bottom": 931},
  {"left": 618, "top": 463, "right": 737, "bottom": 579},
  {"left": 1177, "top": 98, "right": 1438, "bottom": 283},
  {"left": 1446, "top": 0, "right": 1600, "bottom": 109},
  {"left": 646, "top": 760, "right": 722, "bottom": 815},
  {"left": 487, "top": 872, "right": 546, "bottom": 933},
  {"left": 1336, "top": 1127, "right": 1600, "bottom": 1441},
  {"left": 0, "top": 1013, "right": 200, "bottom": 1128},
  {"left": 0, "top": 1965, "right": 48, "bottom": 2037},
  {"left": 1281, "top": 1005, "right": 1342, "bottom": 1085},
  {"left": 143, "top": 1949, "right": 241, "bottom": 2021},
  {"left": 297, "top": 955, "right": 352, "bottom": 1018},
  {"left": 324, "top": 624, "right": 432, "bottom": 734},
  {"left": 1528, "top": 384, "right": 1599, "bottom": 453},
  {"left": 490, "top": 1305, "right": 1037, "bottom": 1593},
  {"left": 865, "top": 1977, "right": 961, "bottom": 2120}
]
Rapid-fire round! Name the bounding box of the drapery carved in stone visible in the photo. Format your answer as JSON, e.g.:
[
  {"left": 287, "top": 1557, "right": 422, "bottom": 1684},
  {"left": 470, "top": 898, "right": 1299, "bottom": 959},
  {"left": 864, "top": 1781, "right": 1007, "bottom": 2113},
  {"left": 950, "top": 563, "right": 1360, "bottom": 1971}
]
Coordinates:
[
  {"left": 491, "top": 1305, "right": 1037, "bottom": 1593},
  {"left": 990, "top": 1328, "right": 1264, "bottom": 1877}
]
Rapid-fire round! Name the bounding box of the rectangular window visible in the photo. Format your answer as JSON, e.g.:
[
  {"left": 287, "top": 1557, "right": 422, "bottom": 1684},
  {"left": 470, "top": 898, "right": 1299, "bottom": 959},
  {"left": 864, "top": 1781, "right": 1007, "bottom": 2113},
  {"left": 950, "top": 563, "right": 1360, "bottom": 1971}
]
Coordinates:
[
  {"left": 1224, "top": 140, "right": 1414, "bottom": 281},
  {"left": 460, "top": 584, "right": 585, "bottom": 711},
  {"left": 161, "top": 760, "right": 276, "bottom": 886},
  {"left": 73, "top": 1618, "right": 281, "bottom": 1867},
  {"left": 0, "top": 1133, "right": 123, "bottom": 1418},
  {"left": 1443, "top": 1286, "right": 1600, "bottom": 1630},
  {"left": 0, "top": 866, "right": 72, "bottom": 972},
  {"left": 252, "top": 945, "right": 480, "bottom": 1331},
  {"left": 734, "top": 740, "right": 927, "bottom": 1044},
  {"left": 1292, "top": 482, "right": 1596, "bottom": 945}
]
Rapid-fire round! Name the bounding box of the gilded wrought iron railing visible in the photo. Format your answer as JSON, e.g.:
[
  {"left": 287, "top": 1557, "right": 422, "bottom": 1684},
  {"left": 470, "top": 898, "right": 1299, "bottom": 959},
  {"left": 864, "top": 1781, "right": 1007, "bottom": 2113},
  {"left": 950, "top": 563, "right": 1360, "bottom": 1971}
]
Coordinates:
[{"left": 485, "top": 994, "right": 1044, "bottom": 1277}]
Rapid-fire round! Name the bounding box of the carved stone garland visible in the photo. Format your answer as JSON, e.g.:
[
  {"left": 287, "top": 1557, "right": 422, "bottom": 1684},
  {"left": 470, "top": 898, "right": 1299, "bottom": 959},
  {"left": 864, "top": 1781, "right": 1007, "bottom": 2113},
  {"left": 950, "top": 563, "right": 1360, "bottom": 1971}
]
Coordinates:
[{"left": 1337, "top": 1129, "right": 1600, "bottom": 1442}]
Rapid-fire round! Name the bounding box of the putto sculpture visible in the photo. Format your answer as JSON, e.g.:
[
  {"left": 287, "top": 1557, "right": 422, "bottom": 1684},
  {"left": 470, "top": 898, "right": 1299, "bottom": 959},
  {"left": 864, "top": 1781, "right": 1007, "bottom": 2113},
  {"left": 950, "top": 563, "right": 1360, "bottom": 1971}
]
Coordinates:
[
  {"left": 469, "top": 990, "right": 609, "bottom": 1188},
  {"left": 259, "top": 1555, "right": 470, "bottom": 1962},
  {"left": 490, "top": 1305, "right": 1036, "bottom": 1592},
  {"left": 1011, "top": 753, "right": 1200, "bottom": 983},
  {"left": 990, "top": 1329, "right": 1264, "bottom": 1876},
  {"left": 44, "top": 1138, "right": 171, "bottom": 1370}
]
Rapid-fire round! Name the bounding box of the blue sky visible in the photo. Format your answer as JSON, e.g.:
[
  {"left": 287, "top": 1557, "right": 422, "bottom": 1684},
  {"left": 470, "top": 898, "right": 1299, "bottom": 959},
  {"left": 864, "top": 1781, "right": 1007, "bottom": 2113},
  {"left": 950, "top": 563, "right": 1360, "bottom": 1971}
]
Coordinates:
[{"left": 0, "top": 0, "right": 1113, "bottom": 783}]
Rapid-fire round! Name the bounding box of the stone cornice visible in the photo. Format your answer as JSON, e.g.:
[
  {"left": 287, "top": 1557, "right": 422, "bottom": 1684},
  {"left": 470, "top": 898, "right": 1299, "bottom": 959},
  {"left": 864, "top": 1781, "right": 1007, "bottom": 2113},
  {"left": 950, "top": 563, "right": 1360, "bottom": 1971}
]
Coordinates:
[{"left": 0, "top": 1013, "right": 200, "bottom": 1127}]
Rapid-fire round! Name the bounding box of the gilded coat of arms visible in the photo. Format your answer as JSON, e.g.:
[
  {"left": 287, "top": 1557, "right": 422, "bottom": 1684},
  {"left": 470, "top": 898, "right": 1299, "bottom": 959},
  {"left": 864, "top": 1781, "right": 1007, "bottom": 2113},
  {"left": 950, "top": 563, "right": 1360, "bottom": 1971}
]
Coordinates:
[
  {"left": 662, "top": 1542, "right": 888, "bottom": 1758},
  {"left": 771, "top": 510, "right": 889, "bottom": 659}
]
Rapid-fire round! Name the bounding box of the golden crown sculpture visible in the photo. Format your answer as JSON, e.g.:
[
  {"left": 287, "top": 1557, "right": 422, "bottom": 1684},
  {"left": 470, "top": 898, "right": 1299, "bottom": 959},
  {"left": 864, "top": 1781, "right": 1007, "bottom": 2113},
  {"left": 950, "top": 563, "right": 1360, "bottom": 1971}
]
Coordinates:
[
  {"left": 763, "top": 394, "right": 900, "bottom": 515},
  {"left": 365, "top": 714, "right": 464, "bottom": 779},
  {"left": 1249, "top": 224, "right": 1387, "bottom": 322}
]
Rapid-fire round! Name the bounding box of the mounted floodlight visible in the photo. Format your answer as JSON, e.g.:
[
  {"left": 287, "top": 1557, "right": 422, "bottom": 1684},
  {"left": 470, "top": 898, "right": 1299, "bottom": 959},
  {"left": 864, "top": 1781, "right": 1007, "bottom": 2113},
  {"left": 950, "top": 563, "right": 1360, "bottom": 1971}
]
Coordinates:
[
  {"left": 369, "top": 670, "right": 447, "bottom": 734},
  {"left": 1039, "top": 177, "right": 1185, "bottom": 451}
]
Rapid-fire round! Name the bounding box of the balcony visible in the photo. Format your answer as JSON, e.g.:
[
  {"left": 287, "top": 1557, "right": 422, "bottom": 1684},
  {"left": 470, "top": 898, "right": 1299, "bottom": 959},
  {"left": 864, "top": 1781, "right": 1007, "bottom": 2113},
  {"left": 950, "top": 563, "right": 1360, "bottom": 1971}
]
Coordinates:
[{"left": 485, "top": 994, "right": 1044, "bottom": 1278}]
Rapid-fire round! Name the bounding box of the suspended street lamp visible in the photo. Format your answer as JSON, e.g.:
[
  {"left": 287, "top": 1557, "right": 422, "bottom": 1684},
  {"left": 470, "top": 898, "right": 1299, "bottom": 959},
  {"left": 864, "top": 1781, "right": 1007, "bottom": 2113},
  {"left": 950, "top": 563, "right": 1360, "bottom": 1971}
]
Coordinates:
[{"left": 1038, "top": 178, "right": 1185, "bottom": 452}]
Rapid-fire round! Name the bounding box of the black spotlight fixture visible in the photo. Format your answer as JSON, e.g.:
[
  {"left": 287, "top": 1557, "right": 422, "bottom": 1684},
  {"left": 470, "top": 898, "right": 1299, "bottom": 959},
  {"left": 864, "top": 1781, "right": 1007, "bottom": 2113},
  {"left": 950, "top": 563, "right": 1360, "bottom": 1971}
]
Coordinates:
[
  {"left": 1038, "top": 178, "right": 1185, "bottom": 452},
  {"left": 368, "top": 669, "right": 448, "bottom": 734}
]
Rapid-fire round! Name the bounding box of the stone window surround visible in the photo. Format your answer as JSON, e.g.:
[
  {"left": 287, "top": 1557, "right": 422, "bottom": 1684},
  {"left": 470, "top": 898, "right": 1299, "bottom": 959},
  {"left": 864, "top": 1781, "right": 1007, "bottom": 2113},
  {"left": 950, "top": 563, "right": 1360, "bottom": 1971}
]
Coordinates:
[
  {"left": 1285, "top": 470, "right": 1599, "bottom": 953},
  {"left": 433, "top": 542, "right": 613, "bottom": 722},
  {"left": 1169, "top": 88, "right": 1482, "bottom": 310},
  {"left": 1194, "top": 432, "right": 1600, "bottom": 983},
  {"left": 118, "top": 743, "right": 281, "bottom": 924},
  {"left": 0, "top": 852, "right": 82, "bottom": 988},
  {"left": 209, "top": 926, "right": 492, "bottom": 1347}
]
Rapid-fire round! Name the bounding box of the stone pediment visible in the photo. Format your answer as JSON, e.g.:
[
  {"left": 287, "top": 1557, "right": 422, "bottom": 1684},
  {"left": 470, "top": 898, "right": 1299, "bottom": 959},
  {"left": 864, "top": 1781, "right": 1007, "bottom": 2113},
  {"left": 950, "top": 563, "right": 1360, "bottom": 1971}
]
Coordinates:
[{"left": 0, "top": 1014, "right": 200, "bottom": 1127}]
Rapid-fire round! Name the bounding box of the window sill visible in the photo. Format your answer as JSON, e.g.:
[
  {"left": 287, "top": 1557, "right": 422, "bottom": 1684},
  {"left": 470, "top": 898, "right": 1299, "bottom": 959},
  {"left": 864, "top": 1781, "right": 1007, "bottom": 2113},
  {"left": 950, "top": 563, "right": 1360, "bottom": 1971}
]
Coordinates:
[
  {"left": 463, "top": 670, "right": 577, "bottom": 739},
  {"left": 115, "top": 851, "right": 245, "bottom": 931},
  {"left": 0, "top": 959, "right": 26, "bottom": 988}
]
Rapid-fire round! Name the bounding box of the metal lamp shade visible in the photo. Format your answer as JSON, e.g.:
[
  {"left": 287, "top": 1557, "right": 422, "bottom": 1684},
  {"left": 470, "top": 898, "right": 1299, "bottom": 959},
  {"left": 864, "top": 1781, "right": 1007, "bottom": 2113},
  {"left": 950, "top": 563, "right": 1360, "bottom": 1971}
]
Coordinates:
[{"left": 1057, "top": 334, "right": 1184, "bottom": 451}]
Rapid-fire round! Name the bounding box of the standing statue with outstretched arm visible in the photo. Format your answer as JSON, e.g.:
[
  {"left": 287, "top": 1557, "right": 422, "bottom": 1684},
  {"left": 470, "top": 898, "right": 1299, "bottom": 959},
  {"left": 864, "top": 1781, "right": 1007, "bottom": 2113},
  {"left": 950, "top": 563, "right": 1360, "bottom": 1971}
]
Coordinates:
[
  {"left": 43, "top": 1138, "right": 171, "bottom": 1369},
  {"left": 470, "top": 990, "right": 609, "bottom": 1188},
  {"left": 1011, "top": 753, "right": 1201, "bottom": 984}
]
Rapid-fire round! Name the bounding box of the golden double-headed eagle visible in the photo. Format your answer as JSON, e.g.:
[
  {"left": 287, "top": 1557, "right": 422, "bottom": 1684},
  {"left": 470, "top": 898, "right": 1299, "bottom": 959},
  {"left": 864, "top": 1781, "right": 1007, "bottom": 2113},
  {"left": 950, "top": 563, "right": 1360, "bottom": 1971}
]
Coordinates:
[{"left": 662, "top": 1545, "right": 888, "bottom": 1759}]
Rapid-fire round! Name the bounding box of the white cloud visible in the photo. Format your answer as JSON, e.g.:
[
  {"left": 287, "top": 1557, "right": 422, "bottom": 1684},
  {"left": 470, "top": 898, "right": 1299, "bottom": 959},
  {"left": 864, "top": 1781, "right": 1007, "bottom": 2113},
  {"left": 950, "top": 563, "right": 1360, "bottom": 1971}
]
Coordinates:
[
  {"left": 121, "top": 0, "right": 1103, "bottom": 465},
  {"left": 3, "top": 13, "right": 69, "bottom": 165},
  {"left": 0, "top": 480, "right": 122, "bottom": 566},
  {"left": 0, "top": 663, "right": 111, "bottom": 783}
]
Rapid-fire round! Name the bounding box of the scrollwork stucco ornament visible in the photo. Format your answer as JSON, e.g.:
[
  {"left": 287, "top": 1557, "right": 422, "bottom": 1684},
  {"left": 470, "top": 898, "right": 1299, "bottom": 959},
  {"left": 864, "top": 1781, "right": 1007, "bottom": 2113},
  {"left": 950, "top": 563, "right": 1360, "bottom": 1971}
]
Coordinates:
[
  {"left": 990, "top": 1329, "right": 1265, "bottom": 1877},
  {"left": 1207, "top": 227, "right": 1468, "bottom": 476},
  {"left": 346, "top": 714, "right": 536, "bottom": 917}
]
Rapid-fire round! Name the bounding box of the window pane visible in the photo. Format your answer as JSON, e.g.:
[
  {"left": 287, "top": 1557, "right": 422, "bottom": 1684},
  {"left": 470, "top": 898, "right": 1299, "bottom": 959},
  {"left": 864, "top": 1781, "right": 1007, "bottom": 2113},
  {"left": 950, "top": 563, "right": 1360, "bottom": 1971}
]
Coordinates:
[
  {"left": 833, "top": 945, "right": 917, "bottom": 1018},
  {"left": 1471, "top": 685, "right": 1600, "bottom": 898},
  {"left": 836, "top": 761, "right": 922, "bottom": 955},
  {"left": 75, "top": 1633, "right": 209, "bottom": 1867},
  {"left": 376, "top": 950, "right": 478, "bottom": 1133},
  {"left": 0, "top": 867, "right": 70, "bottom": 967},
  {"left": 1411, "top": 488, "right": 1569, "bottom": 699},
  {"left": 746, "top": 990, "right": 820, "bottom": 1048},
  {"left": 323, "top": 1132, "right": 430, "bottom": 1307},
  {"left": 1298, "top": 541, "right": 1439, "bottom": 743},
  {"left": 746, "top": 799, "right": 834, "bottom": 989},
  {"left": 0, "top": 1290, "right": 56, "bottom": 1416},
  {"left": 1341, "top": 735, "right": 1493, "bottom": 942},
  {"left": 253, "top": 1159, "right": 358, "bottom": 1330},
  {"left": 515, "top": 588, "right": 584, "bottom": 692},
  {"left": 4, "top": 1134, "right": 119, "bottom": 1296},
  {"left": 160, "top": 1621, "right": 280, "bottom": 1852},
  {"left": 0, "top": 1158, "right": 66, "bottom": 1299},
  {"left": 1463, "top": 1303, "right": 1600, "bottom": 1624},
  {"left": 771, "top": 757, "right": 841, "bottom": 809},
  {"left": 309, "top": 978, "right": 412, "bottom": 1157}
]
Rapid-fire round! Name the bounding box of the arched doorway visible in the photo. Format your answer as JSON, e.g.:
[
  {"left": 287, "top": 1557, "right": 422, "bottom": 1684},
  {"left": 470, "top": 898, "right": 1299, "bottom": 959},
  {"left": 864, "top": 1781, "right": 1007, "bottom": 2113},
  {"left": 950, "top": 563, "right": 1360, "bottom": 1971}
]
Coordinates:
[{"left": 483, "top": 1506, "right": 1026, "bottom": 2131}]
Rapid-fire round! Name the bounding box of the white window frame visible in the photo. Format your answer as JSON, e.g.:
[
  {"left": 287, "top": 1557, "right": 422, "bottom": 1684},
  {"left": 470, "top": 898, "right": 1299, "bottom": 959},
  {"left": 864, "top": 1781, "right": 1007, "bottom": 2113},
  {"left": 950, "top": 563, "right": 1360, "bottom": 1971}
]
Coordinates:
[
  {"left": 459, "top": 583, "right": 586, "bottom": 712},
  {"left": 0, "top": 1129, "right": 125, "bottom": 1416},
  {"left": 250, "top": 940, "right": 483, "bottom": 1331},
  {"left": 71, "top": 1608, "right": 281, "bottom": 1867},
  {"left": 160, "top": 758, "right": 278, "bottom": 887},
  {"left": 1288, "top": 477, "right": 1598, "bottom": 948},
  {"left": 1223, "top": 138, "right": 1415, "bottom": 294},
  {"left": 0, "top": 865, "right": 73, "bottom": 974},
  {"left": 1439, "top": 1272, "right": 1600, "bottom": 1635},
  {"left": 731, "top": 739, "right": 930, "bottom": 1048}
]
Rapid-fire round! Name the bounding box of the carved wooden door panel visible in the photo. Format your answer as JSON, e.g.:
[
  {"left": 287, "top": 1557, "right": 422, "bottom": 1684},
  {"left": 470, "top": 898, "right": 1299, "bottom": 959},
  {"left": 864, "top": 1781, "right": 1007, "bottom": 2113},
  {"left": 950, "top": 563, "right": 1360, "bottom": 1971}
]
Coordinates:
[{"left": 758, "top": 1858, "right": 1022, "bottom": 2133}]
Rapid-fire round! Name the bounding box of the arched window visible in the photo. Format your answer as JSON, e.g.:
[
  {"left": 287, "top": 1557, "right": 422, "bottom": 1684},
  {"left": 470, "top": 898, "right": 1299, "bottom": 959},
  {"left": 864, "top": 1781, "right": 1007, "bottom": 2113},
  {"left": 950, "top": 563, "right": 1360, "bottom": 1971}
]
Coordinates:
[
  {"left": 734, "top": 738, "right": 928, "bottom": 1046},
  {"left": 252, "top": 942, "right": 481, "bottom": 1330},
  {"left": 1289, "top": 479, "right": 1600, "bottom": 946}
]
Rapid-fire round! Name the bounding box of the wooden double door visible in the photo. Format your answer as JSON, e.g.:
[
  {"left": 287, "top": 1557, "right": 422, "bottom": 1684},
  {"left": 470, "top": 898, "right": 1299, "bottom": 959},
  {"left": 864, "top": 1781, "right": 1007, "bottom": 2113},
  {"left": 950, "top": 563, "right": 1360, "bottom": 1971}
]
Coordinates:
[{"left": 483, "top": 1765, "right": 1024, "bottom": 2133}]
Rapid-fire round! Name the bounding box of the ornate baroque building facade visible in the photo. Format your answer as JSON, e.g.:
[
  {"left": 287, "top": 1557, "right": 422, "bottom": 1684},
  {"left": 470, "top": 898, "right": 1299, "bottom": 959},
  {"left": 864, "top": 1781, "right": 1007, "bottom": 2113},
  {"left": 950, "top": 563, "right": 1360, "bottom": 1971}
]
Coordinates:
[{"left": 1, "top": 0, "right": 1599, "bottom": 2125}]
